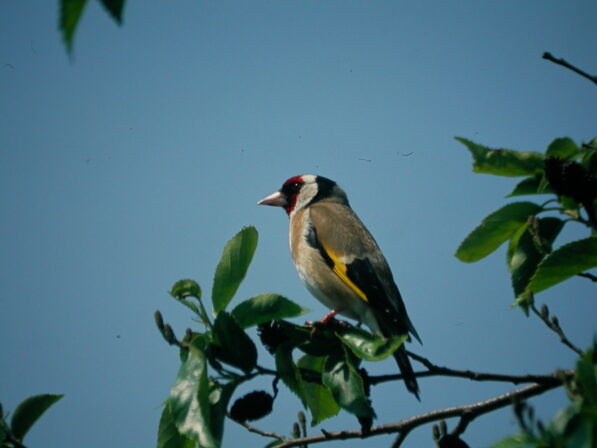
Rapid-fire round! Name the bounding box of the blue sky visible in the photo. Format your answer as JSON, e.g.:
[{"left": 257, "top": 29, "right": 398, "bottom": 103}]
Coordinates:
[{"left": 0, "top": 1, "right": 595, "bottom": 447}]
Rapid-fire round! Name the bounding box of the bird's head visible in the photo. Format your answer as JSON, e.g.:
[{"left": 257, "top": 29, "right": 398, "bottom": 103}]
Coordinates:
[{"left": 258, "top": 174, "right": 348, "bottom": 216}]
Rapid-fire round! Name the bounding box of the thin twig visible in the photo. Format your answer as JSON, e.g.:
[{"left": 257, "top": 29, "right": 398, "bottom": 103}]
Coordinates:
[
  {"left": 578, "top": 272, "right": 597, "bottom": 282},
  {"left": 227, "top": 412, "right": 288, "bottom": 442},
  {"left": 543, "top": 52, "right": 597, "bottom": 85},
  {"left": 530, "top": 303, "right": 583, "bottom": 356},
  {"left": 269, "top": 373, "right": 572, "bottom": 448},
  {"left": 369, "top": 352, "right": 564, "bottom": 386}
]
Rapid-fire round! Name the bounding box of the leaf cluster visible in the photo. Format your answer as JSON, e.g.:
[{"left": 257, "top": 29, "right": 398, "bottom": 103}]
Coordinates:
[
  {"left": 455, "top": 137, "right": 597, "bottom": 312},
  {"left": 156, "top": 227, "right": 408, "bottom": 448}
]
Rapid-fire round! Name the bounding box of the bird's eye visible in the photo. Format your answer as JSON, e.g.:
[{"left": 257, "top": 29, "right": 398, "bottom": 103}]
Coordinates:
[{"left": 290, "top": 182, "right": 301, "bottom": 192}]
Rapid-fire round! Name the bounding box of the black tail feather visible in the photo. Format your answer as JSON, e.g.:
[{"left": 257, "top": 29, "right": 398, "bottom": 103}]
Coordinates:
[{"left": 393, "top": 345, "right": 420, "bottom": 400}]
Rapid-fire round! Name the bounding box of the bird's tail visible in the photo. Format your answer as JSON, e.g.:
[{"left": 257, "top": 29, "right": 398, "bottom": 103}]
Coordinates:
[{"left": 393, "top": 345, "right": 420, "bottom": 400}]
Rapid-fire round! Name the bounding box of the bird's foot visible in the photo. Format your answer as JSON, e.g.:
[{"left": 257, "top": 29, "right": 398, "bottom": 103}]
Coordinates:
[{"left": 320, "top": 309, "right": 339, "bottom": 325}]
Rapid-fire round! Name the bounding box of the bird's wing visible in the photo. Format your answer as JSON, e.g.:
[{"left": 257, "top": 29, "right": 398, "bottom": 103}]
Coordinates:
[{"left": 308, "top": 202, "right": 418, "bottom": 340}]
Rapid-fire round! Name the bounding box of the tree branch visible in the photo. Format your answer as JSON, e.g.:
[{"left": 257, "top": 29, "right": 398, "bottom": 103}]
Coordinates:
[
  {"left": 530, "top": 303, "right": 583, "bottom": 356},
  {"left": 270, "top": 373, "right": 572, "bottom": 448},
  {"left": 369, "top": 351, "right": 564, "bottom": 386},
  {"left": 227, "top": 412, "right": 288, "bottom": 442},
  {"left": 542, "top": 52, "right": 597, "bottom": 85}
]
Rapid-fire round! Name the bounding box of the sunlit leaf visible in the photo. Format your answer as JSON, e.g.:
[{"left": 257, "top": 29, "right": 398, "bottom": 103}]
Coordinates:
[
  {"left": 456, "top": 137, "right": 544, "bottom": 177},
  {"left": 297, "top": 355, "right": 340, "bottom": 425},
  {"left": 168, "top": 350, "right": 217, "bottom": 448},
  {"left": 231, "top": 294, "right": 310, "bottom": 328},
  {"left": 528, "top": 237, "right": 597, "bottom": 293},
  {"left": 322, "top": 349, "right": 375, "bottom": 420},
  {"left": 157, "top": 404, "right": 195, "bottom": 448},
  {"left": 336, "top": 326, "right": 407, "bottom": 361},
  {"left": 212, "top": 226, "right": 258, "bottom": 314},
  {"left": 456, "top": 202, "right": 543, "bottom": 263},
  {"left": 10, "top": 394, "right": 63, "bottom": 441}
]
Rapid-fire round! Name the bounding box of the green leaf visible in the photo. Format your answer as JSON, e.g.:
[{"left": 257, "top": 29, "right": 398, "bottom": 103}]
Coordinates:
[
  {"left": 576, "top": 350, "right": 597, "bottom": 407},
  {"left": 275, "top": 343, "right": 307, "bottom": 406},
  {"left": 487, "top": 433, "right": 536, "bottom": 448},
  {"left": 60, "top": 0, "right": 88, "bottom": 54},
  {"left": 170, "top": 279, "right": 202, "bottom": 316},
  {"left": 168, "top": 350, "right": 217, "bottom": 448},
  {"left": 506, "top": 175, "right": 552, "bottom": 197},
  {"left": 157, "top": 404, "right": 195, "bottom": 448},
  {"left": 456, "top": 202, "right": 543, "bottom": 263},
  {"left": 322, "top": 349, "right": 375, "bottom": 420},
  {"left": 581, "top": 143, "right": 597, "bottom": 173},
  {"left": 98, "top": 0, "right": 125, "bottom": 24},
  {"left": 546, "top": 137, "right": 581, "bottom": 160},
  {"left": 456, "top": 137, "right": 544, "bottom": 177},
  {"left": 212, "top": 226, "right": 258, "bottom": 314},
  {"left": 336, "top": 326, "right": 407, "bottom": 361},
  {"left": 208, "top": 379, "right": 241, "bottom": 446},
  {"left": 507, "top": 217, "right": 565, "bottom": 297},
  {"left": 231, "top": 294, "right": 310, "bottom": 329},
  {"left": 171, "top": 279, "right": 202, "bottom": 299},
  {"left": 212, "top": 312, "right": 257, "bottom": 373},
  {"left": 528, "top": 237, "right": 597, "bottom": 293},
  {"left": 10, "top": 394, "right": 63, "bottom": 441},
  {"left": 297, "top": 355, "right": 340, "bottom": 425}
]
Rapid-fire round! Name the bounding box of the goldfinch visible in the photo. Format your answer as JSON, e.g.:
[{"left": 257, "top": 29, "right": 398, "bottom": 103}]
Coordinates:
[{"left": 258, "top": 175, "right": 421, "bottom": 399}]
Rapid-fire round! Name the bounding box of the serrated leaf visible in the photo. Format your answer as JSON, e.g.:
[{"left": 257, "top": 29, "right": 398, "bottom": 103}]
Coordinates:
[
  {"left": 157, "top": 404, "right": 196, "bottom": 448},
  {"left": 528, "top": 237, "right": 597, "bottom": 293},
  {"left": 456, "top": 137, "right": 544, "bottom": 177},
  {"left": 212, "top": 226, "right": 258, "bottom": 314},
  {"left": 212, "top": 312, "right": 257, "bottom": 373},
  {"left": 456, "top": 202, "right": 543, "bottom": 263},
  {"left": 60, "top": 0, "right": 88, "bottom": 54},
  {"left": 10, "top": 394, "right": 63, "bottom": 440},
  {"left": 322, "top": 349, "right": 375, "bottom": 420},
  {"left": 168, "top": 350, "right": 217, "bottom": 448},
  {"left": 98, "top": 0, "right": 125, "bottom": 24},
  {"left": 507, "top": 217, "right": 565, "bottom": 297},
  {"left": 231, "top": 294, "right": 310, "bottom": 329},
  {"left": 297, "top": 355, "right": 340, "bottom": 425},
  {"left": 546, "top": 137, "right": 581, "bottom": 160},
  {"left": 336, "top": 327, "right": 407, "bottom": 361}
]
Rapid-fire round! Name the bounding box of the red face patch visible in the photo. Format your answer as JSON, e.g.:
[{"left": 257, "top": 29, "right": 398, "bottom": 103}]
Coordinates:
[{"left": 280, "top": 175, "right": 304, "bottom": 215}]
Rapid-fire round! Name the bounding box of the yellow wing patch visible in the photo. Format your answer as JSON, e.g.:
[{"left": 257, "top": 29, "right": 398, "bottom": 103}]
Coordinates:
[{"left": 324, "top": 247, "right": 369, "bottom": 303}]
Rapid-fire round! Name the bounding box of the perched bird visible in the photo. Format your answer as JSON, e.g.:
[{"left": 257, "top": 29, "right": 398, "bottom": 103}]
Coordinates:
[{"left": 258, "top": 175, "right": 421, "bottom": 398}]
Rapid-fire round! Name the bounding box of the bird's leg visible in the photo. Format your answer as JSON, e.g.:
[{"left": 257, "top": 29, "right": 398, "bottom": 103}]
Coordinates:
[{"left": 320, "top": 309, "right": 339, "bottom": 325}]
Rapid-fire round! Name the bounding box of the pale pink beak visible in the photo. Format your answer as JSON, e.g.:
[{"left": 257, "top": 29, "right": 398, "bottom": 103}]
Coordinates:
[{"left": 257, "top": 191, "right": 287, "bottom": 207}]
